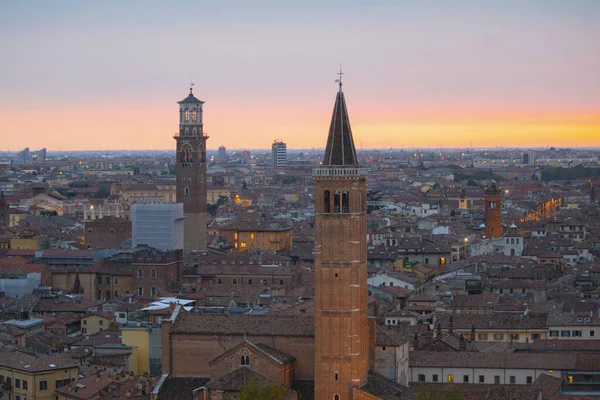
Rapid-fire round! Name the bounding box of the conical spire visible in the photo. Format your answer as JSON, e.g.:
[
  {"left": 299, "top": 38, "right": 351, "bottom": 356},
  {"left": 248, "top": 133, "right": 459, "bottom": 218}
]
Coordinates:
[{"left": 322, "top": 81, "right": 358, "bottom": 166}]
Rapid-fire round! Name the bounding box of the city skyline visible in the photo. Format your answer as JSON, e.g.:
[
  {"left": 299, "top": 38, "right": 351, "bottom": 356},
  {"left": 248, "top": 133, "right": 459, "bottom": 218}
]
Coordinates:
[{"left": 1, "top": 0, "right": 599, "bottom": 151}]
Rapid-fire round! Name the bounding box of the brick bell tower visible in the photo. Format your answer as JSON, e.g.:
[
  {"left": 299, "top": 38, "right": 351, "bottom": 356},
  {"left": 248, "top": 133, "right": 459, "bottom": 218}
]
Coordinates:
[
  {"left": 175, "top": 85, "right": 208, "bottom": 251},
  {"left": 314, "top": 76, "right": 368, "bottom": 400},
  {"left": 484, "top": 184, "right": 502, "bottom": 238}
]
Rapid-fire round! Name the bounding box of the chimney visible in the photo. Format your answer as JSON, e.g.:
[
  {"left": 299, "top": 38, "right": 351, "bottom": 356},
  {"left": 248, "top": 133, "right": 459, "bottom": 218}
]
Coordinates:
[
  {"left": 448, "top": 316, "right": 454, "bottom": 334},
  {"left": 471, "top": 324, "right": 476, "bottom": 342},
  {"left": 436, "top": 322, "right": 442, "bottom": 338},
  {"left": 459, "top": 333, "right": 466, "bottom": 351},
  {"left": 413, "top": 332, "right": 419, "bottom": 350}
]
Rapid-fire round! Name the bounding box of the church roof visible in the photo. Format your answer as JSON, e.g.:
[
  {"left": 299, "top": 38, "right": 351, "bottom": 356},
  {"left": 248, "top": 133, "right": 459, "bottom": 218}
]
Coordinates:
[
  {"left": 178, "top": 88, "right": 204, "bottom": 104},
  {"left": 322, "top": 83, "right": 358, "bottom": 166}
]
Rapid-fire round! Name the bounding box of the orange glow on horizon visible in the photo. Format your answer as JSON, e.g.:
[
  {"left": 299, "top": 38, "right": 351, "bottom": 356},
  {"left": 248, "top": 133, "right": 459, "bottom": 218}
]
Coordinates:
[{"left": 1, "top": 105, "right": 599, "bottom": 151}]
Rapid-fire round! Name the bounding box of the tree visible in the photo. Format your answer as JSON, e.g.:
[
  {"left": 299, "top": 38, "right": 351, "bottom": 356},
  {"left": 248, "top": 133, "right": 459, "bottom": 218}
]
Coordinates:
[
  {"left": 232, "top": 378, "right": 286, "bottom": 400},
  {"left": 93, "top": 185, "right": 110, "bottom": 198}
]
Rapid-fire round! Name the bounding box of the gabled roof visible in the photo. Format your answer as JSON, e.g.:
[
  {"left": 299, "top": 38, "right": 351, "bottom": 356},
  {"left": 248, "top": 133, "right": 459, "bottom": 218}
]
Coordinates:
[
  {"left": 208, "top": 339, "right": 295, "bottom": 367},
  {"left": 322, "top": 83, "right": 358, "bottom": 166}
]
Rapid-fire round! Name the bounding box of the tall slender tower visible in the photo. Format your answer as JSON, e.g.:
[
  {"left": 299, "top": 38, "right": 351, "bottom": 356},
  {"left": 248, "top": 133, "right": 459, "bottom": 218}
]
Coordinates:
[
  {"left": 314, "top": 77, "right": 368, "bottom": 400},
  {"left": 175, "top": 86, "right": 208, "bottom": 251},
  {"left": 484, "top": 184, "right": 502, "bottom": 238}
]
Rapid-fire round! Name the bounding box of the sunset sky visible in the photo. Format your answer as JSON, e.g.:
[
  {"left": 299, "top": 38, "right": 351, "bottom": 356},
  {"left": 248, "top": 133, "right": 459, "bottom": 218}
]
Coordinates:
[{"left": 1, "top": 0, "right": 599, "bottom": 151}]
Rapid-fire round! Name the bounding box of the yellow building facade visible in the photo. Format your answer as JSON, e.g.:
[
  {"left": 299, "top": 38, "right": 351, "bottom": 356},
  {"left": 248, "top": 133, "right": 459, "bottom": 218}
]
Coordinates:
[{"left": 121, "top": 324, "right": 150, "bottom": 375}]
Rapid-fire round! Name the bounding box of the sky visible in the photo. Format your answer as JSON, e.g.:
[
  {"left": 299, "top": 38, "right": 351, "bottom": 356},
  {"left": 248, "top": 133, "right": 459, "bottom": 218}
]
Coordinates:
[{"left": 1, "top": 0, "right": 599, "bottom": 151}]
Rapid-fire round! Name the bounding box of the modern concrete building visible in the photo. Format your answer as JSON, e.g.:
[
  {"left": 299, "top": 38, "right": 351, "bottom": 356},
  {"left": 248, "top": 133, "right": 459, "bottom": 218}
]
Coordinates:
[
  {"left": 131, "top": 203, "right": 184, "bottom": 251},
  {"left": 272, "top": 140, "right": 287, "bottom": 167}
]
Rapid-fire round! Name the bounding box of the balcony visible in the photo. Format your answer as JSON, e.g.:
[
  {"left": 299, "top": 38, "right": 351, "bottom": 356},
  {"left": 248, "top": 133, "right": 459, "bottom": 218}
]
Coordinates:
[{"left": 313, "top": 167, "right": 368, "bottom": 177}]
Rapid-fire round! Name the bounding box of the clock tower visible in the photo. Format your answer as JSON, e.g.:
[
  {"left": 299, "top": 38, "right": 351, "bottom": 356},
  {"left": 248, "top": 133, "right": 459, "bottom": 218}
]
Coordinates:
[{"left": 175, "top": 86, "right": 208, "bottom": 251}]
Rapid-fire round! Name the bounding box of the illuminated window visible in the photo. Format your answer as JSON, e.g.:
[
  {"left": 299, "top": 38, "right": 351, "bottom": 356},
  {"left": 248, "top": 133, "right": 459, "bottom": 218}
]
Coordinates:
[
  {"left": 447, "top": 374, "right": 454, "bottom": 382},
  {"left": 250, "top": 233, "right": 255, "bottom": 239},
  {"left": 184, "top": 109, "right": 190, "bottom": 122},
  {"left": 192, "top": 110, "right": 197, "bottom": 121},
  {"left": 240, "top": 242, "right": 247, "bottom": 248},
  {"left": 234, "top": 233, "right": 238, "bottom": 240},
  {"left": 568, "top": 376, "right": 573, "bottom": 383}
]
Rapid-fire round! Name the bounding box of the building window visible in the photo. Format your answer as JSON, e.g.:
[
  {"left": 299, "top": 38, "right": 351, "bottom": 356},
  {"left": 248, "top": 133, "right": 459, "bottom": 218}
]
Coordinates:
[
  {"left": 324, "top": 190, "right": 330, "bottom": 213},
  {"left": 232, "top": 279, "right": 237, "bottom": 285},
  {"left": 138, "top": 287, "right": 143, "bottom": 296},
  {"left": 418, "top": 374, "right": 426, "bottom": 382},
  {"left": 447, "top": 374, "right": 454, "bottom": 383},
  {"left": 526, "top": 376, "right": 532, "bottom": 384},
  {"left": 87, "top": 228, "right": 92, "bottom": 233},
  {"left": 463, "top": 375, "right": 469, "bottom": 383},
  {"left": 15, "top": 378, "right": 20, "bottom": 388},
  {"left": 98, "top": 277, "right": 103, "bottom": 284},
  {"left": 114, "top": 277, "right": 118, "bottom": 284},
  {"left": 549, "top": 330, "right": 559, "bottom": 337},
  {"left": 493, "top": 333, "right": 504, "bottom": 341},
  {"left": 432, "top": 374, "right": 438, "bottom": 382},
  {"left": 151, "top": 287, "right": 156, "bottom": 297},
  {"left": 509, "top": 376, "right": 516, "bottom": 384},
  {"left": 279, "top": 279, "right": 284, "bottom": 285},
  {"left": 114, "top": 291, "right": 119, "bottom": 299},
  {"left": 40, "top": 380, "right": 47, "bottom": 391},
  {"left": 217, "top": 278, "right": 223, "bottom": 285},
  {"left": 335, "top": 372, "right": 338, "bottom": 381},
  {"left": 479, "top": 375, "right": 484, "bottom": 383},
  {"left": 83, "top": 319, "right": 87, "bottom": 325},
  {"left": 151, "top": 269, "right": 157, "bottom": 279},
  {"left": 591, "top": 330, "right": 595, "bottom": 337},
  {"left": 342, "top": 190, "right": 349, "bottom": 213},
  {"left": 334, "top": 190, "right": 341, "bottom": 213},
  {"left": 478, "top": 333, "right": 488, "bottom": 341},
  {"left": 99, "top": 320, "right": 103, "bottom": 326},
  {"left": 334, "top": 396, "right": 340, "bottom": 400},
  {"left": 532, "top": 333, "right": 540, "bottom": 340},
  {"left": 184, "top": 109, "right": 190, "bottom": 122},
  {"left": 494, "top": 376, "right": 500, "bottom": 384},
  {"left": 572, "top": 330, "right": 583, "bottom": 337},
  {"left": 334, "top": 273, "right": 339, "bottom": 278},
  {"left": 248, "top": 279, "right": 253, "bottom": 285},
  {"left": 138, "top": 269, "right": 143, "bottom": 278},
  {"left": 105, "top": 277, "right": 110, "bottom": 284},
  {"left": 561, "top": 330, "right": 571, "bottom": 337},
  {"left": 509, "top": 333, "right": 520, "bottom": 341},
  {"left": 110, "top": 229, "right": 115, "bottom": 234},
  {"left": 184, "top": 187, "right": 190, "bottom": 195}
]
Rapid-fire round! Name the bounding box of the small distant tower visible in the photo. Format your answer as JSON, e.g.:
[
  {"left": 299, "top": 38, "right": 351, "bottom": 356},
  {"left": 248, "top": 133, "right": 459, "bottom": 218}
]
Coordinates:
[
  {"left": 271, "top": 140, "right": 287, "bottom": 167},
  {"left": 174, "top": 85, "right": 208, "bottom": 251},
  {"left": 484, "top": 184, "right": 502, "bottom": 238},
  {"left": 458, "top": 189, "right": 468, "bottom": 210},
  {"left": 0, "top": 191, "right": 8, "bottom": 231}
]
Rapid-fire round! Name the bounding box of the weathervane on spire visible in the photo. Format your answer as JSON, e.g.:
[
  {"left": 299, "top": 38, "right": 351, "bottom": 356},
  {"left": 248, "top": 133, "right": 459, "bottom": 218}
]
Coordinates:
[
  {"left": 335, "top": 64, "right": 344, "bottom": 87},
  {"left": 189, "top": 80, "right": 195, "bottom": 94}
]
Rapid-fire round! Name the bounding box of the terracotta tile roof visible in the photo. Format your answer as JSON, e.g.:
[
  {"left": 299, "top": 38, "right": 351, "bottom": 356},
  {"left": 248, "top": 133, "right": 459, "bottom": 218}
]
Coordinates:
[
  {"left": 156, "top": 377, "right": 210, "bottom": 400},
  {"left": 376, "top": 325, "right": 409, "bottom": 347},
  {"left": 410, "top": 350, "right": 586, "bottom": 370},
  {"left": 0, "top": 346, "right": 77, "bottom": 372},
  {"left": 435, "top": 312, "right": 547, "bottom": 331},
  {"left": 170, "top": 310, "right": 314, "bottom": 337}
]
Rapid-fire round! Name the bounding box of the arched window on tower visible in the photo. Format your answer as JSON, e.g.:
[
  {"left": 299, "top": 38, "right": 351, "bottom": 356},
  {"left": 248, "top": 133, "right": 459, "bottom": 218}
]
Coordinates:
[
  {"left": 192, "top": 127, "right": 197, "bottom": 135},
  {"left": 324, "top": 190, "right": 330, "bottom": 213},
  {"left": 184, "top": 109, "right": 190, "bottom": 122},
  {"left": 199, "top": 144, "right": 206, "bottom": 163},
  {"left": 181, "top": 144, "right": 192, "bottom": 166},
  {"left": 245, "top": 356, "right": 250, "bottom": 366},
  {"left": 334, "top": 190, "right": 341, "bottom": 213},
  {"left": 334, "top": 395, "right": 340, "bottom": 400},
  {"left": 192, "top": 110, "right": 197, "bottom": 121},
  {"left": 342, "top": 190, "right": 349, "bottom": 213},
  {"left": 240, "top": 356, "right": 246, "bottom": 365},
  {"left": 184, "top": 187, "right": 190, "bottom": 196},
  {"left": 184, "top": 128, "right": 189, "bottom": 136}
]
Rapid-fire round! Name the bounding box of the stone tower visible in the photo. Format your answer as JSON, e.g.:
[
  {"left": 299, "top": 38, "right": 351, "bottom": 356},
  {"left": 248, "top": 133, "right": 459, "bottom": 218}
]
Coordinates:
[
  {"left": 314, "top": 79, "right": 368, "bottom": 400},
  {"left": 175, "top": 86, "right": 208, "bottom": 251},
  {"left": 484, "top": 184, "right": 502, "bottom": 238},
  {"left": 458, "top": 188, "right": 468, "bottom": 210},
  {"left": 0, "top": 191, "right": 8, "bottom": 231}
]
